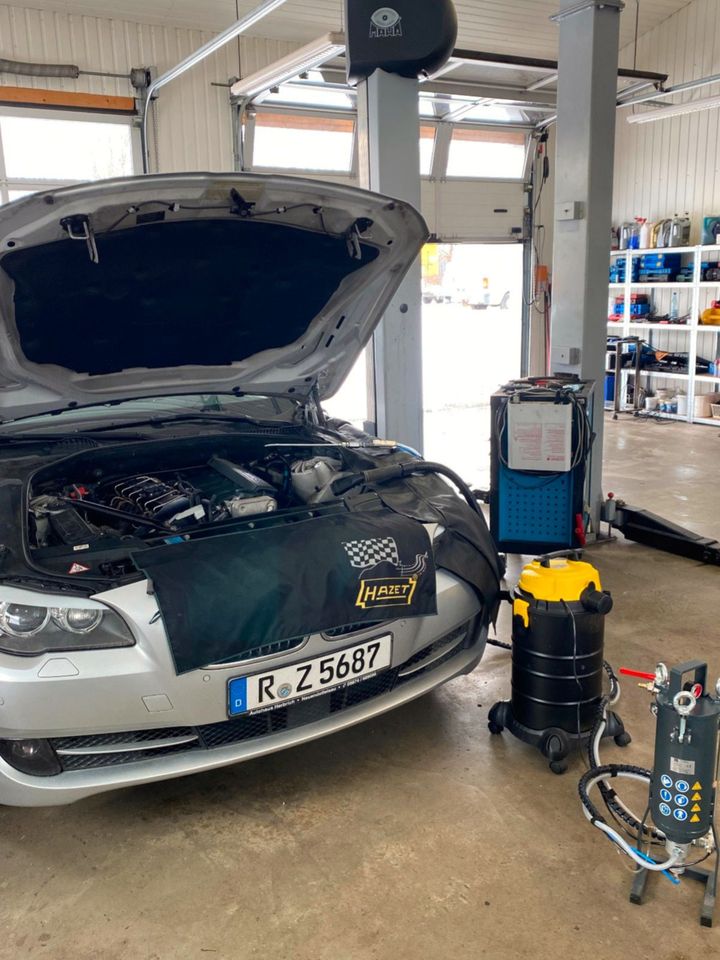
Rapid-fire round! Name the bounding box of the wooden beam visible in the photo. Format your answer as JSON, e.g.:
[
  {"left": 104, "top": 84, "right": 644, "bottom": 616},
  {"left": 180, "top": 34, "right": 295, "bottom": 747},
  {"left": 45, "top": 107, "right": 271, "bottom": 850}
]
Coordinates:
[{"left": 0, "top": 86, "right": 135, "bottom": 114}]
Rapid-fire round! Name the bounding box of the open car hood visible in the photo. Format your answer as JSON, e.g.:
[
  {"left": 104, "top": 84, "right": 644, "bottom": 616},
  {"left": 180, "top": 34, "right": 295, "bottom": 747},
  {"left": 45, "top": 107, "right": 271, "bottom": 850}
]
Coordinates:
[{"left": 0, "top": 173, "right": 427, "bottom": 420}]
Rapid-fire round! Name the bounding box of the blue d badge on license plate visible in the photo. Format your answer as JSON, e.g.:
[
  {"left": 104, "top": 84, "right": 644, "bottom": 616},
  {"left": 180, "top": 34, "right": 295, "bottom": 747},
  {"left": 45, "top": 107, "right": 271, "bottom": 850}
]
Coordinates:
[{"left": 228, "top": 677, "right": 248, "bottom": 716}]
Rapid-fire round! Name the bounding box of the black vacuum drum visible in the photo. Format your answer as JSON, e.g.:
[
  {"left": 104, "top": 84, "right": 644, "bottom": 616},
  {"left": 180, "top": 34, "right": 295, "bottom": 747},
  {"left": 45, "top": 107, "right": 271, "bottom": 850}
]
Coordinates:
[{"left": 489, "top": 556, "right": 628, "bottom": 773}]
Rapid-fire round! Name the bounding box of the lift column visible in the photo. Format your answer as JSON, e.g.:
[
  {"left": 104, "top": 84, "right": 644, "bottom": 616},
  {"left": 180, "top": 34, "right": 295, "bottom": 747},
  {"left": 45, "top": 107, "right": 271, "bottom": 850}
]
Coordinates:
[
  {"left": 356, "top": 70, "right": 423, "bottom": 450},
  {"left": 549, "top": 0, "right": 623, "bottom": 531},
  {"left": 346, "top": 0, "right": 458, "bottom": 453}
]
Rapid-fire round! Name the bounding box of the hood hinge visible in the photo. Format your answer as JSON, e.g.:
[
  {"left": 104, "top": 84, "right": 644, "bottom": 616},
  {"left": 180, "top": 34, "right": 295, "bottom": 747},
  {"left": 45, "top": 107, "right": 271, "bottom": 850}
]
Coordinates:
[
  {"left": 303, "top": 385, "right": 326, "bottom": 427},
  {"left": 60, "top": 214, "right": 99, "bottom": 265}
]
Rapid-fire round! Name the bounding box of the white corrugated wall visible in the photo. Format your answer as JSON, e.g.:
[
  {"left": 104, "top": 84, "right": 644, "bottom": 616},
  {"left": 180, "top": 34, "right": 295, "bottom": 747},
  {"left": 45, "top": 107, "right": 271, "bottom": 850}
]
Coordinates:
[
  {"left": 614, "top": 0, "right": 720, "bottom": 234},
  {"left": 0, "top": 3, "right": 296, "bottom": 171},
  {"left": 613, "top": 0, "right": 720, "bottom": 396}
]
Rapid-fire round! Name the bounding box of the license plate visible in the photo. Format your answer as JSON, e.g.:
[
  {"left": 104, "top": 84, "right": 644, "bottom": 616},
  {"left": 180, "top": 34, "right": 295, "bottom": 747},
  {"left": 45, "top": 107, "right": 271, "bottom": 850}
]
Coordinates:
[{"left": 227, "top": 634, "right": 393, "bottom": 717}]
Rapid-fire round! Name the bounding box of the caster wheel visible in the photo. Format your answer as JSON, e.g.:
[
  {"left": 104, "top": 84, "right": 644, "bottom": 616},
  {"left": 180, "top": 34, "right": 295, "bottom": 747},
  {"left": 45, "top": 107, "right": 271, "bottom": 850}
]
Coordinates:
[
  {"left": 488, "top": 720, "right": 504, "bottom": 735},
  {"left": 549, "top": 760, "right": 568, "bottom": 775},
  {"left": 543, "top": 732, "right": 569, "bottom": 762},
  {"left": 615, "top": 731, "right": 632, "bottom": 748}
]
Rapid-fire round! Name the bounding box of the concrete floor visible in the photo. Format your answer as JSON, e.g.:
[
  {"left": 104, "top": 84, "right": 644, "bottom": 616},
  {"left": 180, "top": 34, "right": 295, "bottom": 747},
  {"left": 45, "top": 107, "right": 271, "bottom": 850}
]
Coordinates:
[{"left": 1, "top": 416, "right": 719, "bottom": 959}]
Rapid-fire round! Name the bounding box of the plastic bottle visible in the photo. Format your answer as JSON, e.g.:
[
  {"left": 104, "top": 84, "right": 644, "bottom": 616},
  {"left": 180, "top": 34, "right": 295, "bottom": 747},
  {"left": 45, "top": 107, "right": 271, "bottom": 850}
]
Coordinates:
[
  {"left": 638, "top": 218, "right": 651, "bottom": 249},
  {"left": 669, "top": 290, "right": 680, "bottom": 321},
  {"left": 628, "top": 221, "right": 640, "bottom": 250}
]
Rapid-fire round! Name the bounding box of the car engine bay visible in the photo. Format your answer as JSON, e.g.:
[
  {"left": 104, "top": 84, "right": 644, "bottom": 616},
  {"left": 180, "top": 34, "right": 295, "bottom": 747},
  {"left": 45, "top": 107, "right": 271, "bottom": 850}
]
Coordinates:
[{"left": 25, "top": 435, "right": 352, "bottom": 579}]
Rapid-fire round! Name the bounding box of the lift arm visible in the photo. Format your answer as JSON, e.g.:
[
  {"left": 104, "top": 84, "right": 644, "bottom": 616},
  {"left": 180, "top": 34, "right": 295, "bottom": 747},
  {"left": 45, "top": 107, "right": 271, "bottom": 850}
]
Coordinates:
[{"left": 607, "top": 500, "right": 720, "bottom": 566}]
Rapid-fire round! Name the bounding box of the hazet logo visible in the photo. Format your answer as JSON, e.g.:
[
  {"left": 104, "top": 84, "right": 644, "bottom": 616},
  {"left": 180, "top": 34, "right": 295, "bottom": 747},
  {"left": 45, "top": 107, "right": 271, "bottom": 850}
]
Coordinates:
[{"left": 355, "top": 576, "right": 417, "bottom": 609}]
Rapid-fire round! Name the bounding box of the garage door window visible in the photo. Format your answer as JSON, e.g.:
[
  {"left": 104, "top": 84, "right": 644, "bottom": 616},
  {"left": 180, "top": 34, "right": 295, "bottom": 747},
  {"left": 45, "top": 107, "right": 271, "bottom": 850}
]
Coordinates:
[
  {"left": 0, "top": 109, "right": 135, "bottom": 204},
  {"left": 252, "top": 113, "right": 355, "bottom": 173},
  {"left": 420, "top": 125, "right": 436, "bottom": 176},
  {"left": 447, "top": 128, "right": 527, "bottom": 179}
]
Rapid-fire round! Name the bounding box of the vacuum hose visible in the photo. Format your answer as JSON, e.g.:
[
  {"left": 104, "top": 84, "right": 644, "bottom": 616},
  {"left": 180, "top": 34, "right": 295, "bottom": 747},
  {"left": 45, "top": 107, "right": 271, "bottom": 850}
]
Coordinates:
[
  {"left": 334, "top": 460, "right": 509, "bottom": 648},
  {"left": 332, "top": 460, "right": 484, "bottom": 519}
]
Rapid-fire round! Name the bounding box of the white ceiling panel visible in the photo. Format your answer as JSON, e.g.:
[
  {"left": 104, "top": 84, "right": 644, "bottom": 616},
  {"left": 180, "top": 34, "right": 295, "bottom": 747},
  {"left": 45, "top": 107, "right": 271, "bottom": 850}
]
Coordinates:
[{"left": 0, "top": 0, "right": 694, "bottom": 60}]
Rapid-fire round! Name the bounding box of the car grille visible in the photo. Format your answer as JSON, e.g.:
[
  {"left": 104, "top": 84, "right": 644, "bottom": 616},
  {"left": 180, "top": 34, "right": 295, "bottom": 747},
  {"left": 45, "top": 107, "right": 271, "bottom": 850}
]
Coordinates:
[
  {"left": 322, "top": 621, "right": 388, "bottom": 639},
  {"left": 210, "top": 635, "right": 306, "bottom": 666},
  {"left": 48, "top": 620, "right": 477, "bottom": 773}
]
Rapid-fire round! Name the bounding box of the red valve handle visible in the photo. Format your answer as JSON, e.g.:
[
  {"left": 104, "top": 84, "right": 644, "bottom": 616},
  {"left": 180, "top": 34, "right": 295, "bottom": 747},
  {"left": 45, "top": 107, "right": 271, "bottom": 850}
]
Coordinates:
[{"left": 619, "top": 668, "right": 656, "bottom": 681}]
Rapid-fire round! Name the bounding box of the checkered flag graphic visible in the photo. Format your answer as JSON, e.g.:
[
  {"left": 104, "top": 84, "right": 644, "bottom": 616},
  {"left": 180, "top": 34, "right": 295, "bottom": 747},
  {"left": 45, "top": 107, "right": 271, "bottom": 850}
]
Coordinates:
[{"left": 342, "top": 537, "right": 400, "bottom": 570}]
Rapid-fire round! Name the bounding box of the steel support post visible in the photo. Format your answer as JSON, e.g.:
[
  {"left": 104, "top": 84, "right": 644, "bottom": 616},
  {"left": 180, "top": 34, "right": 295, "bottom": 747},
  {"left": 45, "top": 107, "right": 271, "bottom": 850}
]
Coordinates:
[
  {"left": 549, "top": 0, "right": 623, "bottom": 532},
  {"left": 356, "top": 70, "right": 424, "bottom": 452}
]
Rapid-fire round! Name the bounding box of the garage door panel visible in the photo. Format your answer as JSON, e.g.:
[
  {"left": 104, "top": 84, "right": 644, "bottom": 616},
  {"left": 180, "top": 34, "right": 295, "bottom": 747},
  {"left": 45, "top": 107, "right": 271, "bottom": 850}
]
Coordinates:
[{"left": 422, "top": 180, "right": 526, "bottom": 242}]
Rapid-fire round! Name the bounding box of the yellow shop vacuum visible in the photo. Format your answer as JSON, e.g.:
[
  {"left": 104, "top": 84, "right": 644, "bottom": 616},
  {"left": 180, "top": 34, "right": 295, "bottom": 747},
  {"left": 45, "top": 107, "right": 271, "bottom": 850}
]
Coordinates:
[{"left": 488, "top": 552, "right": 630, "bottom": 773}]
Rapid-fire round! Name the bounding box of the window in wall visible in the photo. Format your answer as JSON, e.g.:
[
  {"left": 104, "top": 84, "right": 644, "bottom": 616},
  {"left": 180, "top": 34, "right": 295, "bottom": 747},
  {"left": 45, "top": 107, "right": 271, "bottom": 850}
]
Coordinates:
[
  {"left": 0, "top": 109, "right": 135, "bottom": 205},
  {"left": 446, "top": 127, "right": 527, "bottom": 179},
  {"left": 420, "top": 124, "right": 436, "bottom": 176},
  {"left": 252, "top": 113, "right": 355, "bottom": 173},
  {"left": 261, "top": 71, "right": 354, "bottom": 110}
]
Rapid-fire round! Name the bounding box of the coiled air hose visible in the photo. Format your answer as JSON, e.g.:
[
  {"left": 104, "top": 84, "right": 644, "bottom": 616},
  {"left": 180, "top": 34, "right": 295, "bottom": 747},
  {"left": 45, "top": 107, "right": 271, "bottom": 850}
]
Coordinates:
[
  {"left": 578, "top": 663, "right": 677, "bottom": 874},
  {"left": 586, "top": 694, "right": 665, "bottom": 844},
  {"left": 579, "top": 764, "right": 679, "bottom": 876}
]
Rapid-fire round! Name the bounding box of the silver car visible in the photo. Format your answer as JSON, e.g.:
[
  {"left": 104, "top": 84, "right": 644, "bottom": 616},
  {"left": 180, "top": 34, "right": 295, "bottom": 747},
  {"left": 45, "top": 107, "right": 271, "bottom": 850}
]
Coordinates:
[{"left": 0, "top": 174, "right": 500, "bottom": 806}]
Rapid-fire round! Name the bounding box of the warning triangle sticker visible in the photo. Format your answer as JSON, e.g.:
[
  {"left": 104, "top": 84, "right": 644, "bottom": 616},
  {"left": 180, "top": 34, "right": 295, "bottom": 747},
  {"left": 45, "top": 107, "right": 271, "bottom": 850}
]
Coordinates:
[
  {"left": 68, "top": 562, "right": 91, "bottom": 575},
  {"left": 692, "top": 792, "right": 702, "bottom": 801},
  {"left": 691, "top": 804, "right": 701, "bottom": 813},
  {"left": 692, "top": 782, "right": 703, "bottom": 791},
  {"left": 690, "top": 814, "right": 701, "bottom": 823}
]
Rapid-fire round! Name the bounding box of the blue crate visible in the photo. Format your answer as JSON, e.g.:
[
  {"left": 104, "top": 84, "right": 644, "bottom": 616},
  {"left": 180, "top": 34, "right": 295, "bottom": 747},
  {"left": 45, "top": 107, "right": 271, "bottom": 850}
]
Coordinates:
[{"left": 639, "top": 253, "right": 682, "bottom": 269}]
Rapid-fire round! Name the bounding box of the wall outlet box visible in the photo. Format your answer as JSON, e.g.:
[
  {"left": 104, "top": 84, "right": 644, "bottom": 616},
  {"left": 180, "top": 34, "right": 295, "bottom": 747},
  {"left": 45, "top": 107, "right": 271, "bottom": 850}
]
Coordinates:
[
  {"left": 556, "top": 200, "right": 584, "bottom": 221},
  {"left": 553, "top": 345, "right": 582, "bottom": 365}
]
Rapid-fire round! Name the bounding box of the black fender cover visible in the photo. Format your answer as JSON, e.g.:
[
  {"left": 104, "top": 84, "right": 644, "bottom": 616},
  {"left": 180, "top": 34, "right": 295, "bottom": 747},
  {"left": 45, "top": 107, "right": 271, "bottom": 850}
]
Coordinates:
[{"left": 135, "top": 508, "right": 437, "bottom": 674}]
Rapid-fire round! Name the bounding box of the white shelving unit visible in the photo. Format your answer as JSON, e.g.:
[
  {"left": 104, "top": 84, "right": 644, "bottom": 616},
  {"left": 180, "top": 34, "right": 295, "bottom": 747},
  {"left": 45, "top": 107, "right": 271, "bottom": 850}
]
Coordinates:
[{"left": 608, "top": 245, "right": 720, "bottom": 425}]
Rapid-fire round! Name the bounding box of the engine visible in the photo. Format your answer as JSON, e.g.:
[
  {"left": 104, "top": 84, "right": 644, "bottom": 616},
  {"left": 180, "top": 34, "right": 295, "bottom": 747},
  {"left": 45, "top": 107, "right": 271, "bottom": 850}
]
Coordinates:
[
  {"left": 92, "top": 459, "right": 280, "bottom": 528},
  {"left": 105, "top": 476, "right": 195, "bottom": 522},
  {"left": 29, "top": 452, "right": 346, "bottom": 551}
]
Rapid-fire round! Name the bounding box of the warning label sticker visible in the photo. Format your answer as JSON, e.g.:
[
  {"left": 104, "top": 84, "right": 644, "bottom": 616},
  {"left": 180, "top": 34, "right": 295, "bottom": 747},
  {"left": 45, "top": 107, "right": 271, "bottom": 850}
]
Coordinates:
[{"left": 670, "top": 757, "right": 696, "bottom": 776}]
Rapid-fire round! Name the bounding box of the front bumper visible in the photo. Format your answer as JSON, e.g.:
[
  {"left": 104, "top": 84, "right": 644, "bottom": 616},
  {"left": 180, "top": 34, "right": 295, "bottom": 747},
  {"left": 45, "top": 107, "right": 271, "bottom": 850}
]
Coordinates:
[{"left": 0, "top": 570, "right": 483, "bottom": 806}]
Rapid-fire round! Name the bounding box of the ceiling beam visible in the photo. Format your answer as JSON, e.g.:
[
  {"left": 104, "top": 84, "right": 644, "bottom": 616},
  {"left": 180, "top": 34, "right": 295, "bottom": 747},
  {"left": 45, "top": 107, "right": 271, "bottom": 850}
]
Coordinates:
[{"left": 451, "top": 47, "right": 667, "bottom": 84}]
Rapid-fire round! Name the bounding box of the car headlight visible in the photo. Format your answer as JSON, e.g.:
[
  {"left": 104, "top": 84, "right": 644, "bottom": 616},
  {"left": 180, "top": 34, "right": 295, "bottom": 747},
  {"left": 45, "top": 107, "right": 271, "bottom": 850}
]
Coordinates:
[{"left": 0, "top": 596, "right": 134, "bottom": 656}]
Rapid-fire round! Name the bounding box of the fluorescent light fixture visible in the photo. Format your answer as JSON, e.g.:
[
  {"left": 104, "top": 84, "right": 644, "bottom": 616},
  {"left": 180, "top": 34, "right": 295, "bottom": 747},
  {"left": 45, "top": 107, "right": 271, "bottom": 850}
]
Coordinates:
[
  {"left": 230, "top": 33, "right": 346, "bottom": 102},
  {"left": 626, "top": 94, "right": 720, "bottom": 124}
]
